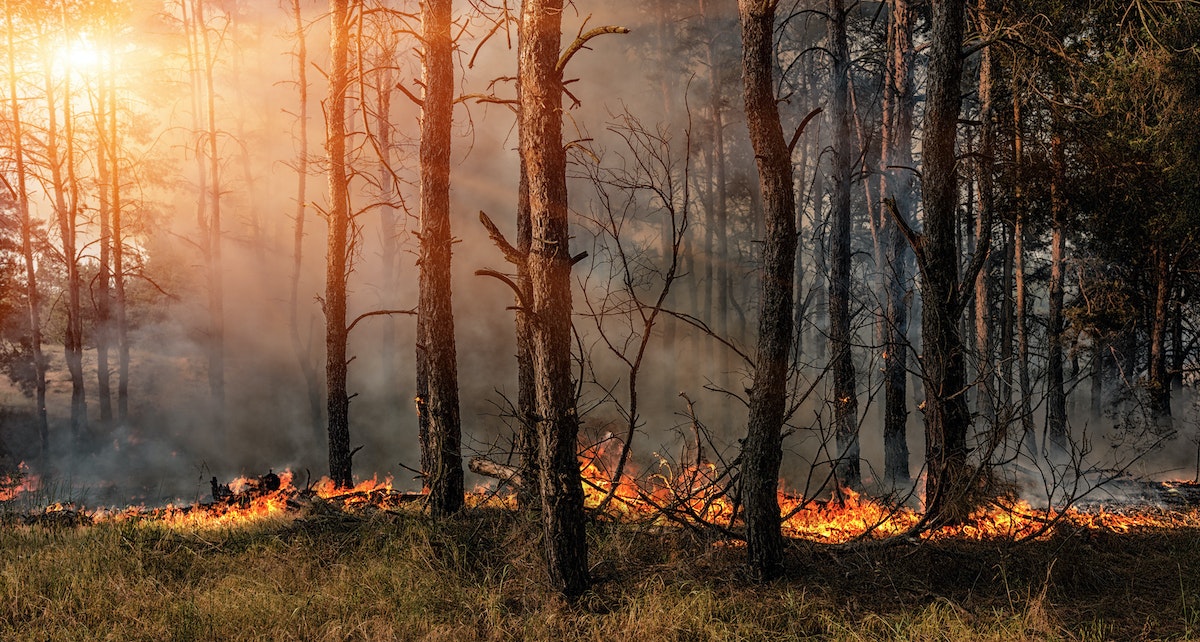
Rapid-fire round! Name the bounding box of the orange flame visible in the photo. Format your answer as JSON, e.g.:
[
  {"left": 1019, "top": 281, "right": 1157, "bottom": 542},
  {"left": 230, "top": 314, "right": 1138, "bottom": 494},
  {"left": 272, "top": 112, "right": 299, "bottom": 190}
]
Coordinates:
[{"left": 0, "top": 462, "right": 40, "bottom": 502}]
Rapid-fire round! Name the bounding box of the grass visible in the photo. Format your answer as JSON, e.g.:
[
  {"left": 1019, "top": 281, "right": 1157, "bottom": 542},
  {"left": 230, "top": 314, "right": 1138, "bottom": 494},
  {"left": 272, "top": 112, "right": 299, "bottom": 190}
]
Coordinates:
[{"left": 1, "top": 505, "right": 1199, "bottom": 641}]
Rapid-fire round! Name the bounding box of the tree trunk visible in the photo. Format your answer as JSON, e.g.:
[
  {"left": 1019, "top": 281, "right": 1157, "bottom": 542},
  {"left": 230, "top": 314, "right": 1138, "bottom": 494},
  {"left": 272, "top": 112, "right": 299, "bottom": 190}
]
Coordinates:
[
  {"left": 198, "top": 0, "right": 225, "bottom": 424},
  {"left": 96, "top": 61, "right": 113, "bottom": 425},
  {"left": 417, "top": 0, "right": 464, "bottom": 517},
  {"left": 6, "top": 2, "right": 47, "bottom": 451},
  {"left": 519, "top": 0, "right": 589, "bottom": 597},
  {"left": 879, "top": 0, "right": 915, "bottom": 485},
  {"left": 974, "top": 0, "right": 995, "bottom": 429},
  {"left": 915, "top": 0, "right": 971, "bottom": 524},
  {"left": 378, "top": 64, "right": 400, "bottom": 415},
  {"left": 286, "top": 0, "right": 323, "bottom": 439},
  {"left": 702, "top": 0, "right": 732, "bottom": 430},
  {"left": 1046, "top": 127, "right": 1067, "bottom": 453},
  {"left": 40, "top": 26, "right": 87, "bottom": 442},
  {"left": 738, "top": 0, "right": 797, "bottom": 580},
  {"left": 107, "top": 59, "right": 129, "bottom": 423},
  {"left": 325, "top": 0, "right": 354, "bottom": 488},
  {"left": 1148, "top": 248, "right": 1172, "bottom": 418},
  {"left": 513, "top": 3, "right": 538, "bottom": 511},
  {"left": 1012, "top": 92, "right": 1035, "bottom": 458},
  {"left": 827, "top": 0, "right": 859, "bottom": 487}
]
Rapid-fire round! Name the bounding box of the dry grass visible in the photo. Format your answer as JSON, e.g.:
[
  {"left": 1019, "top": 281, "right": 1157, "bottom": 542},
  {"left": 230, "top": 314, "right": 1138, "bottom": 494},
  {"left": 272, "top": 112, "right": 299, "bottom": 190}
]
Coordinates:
[{"left": 1, "top": 505, "right": 1199, "bottom": 641}]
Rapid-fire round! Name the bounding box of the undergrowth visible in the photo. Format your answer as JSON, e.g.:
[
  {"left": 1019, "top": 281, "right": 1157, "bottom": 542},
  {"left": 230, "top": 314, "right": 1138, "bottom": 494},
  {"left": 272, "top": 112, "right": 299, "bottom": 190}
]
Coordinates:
[{"left": 1, "top": 507, "right": 1198, "bottom": 641}]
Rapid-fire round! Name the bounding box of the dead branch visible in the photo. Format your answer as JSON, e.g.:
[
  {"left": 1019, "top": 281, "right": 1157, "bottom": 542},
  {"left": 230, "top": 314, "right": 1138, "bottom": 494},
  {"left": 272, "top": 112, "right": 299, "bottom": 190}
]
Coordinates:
[
  {"left": 474, "top": 268, "right": 533, "bottom": 314},
  {"left": 556, "top": 25, "right": 630, "bottom": 75},
  {"left": 469, "top": 457, "right": 524, "bottom": 488},
  {"left": 347, "top": 308, "right": 416, "bottom": 334},
  {"left": 479, "top": 210, "right": 524, "bottom": 265},
  {"left": 788, "top": 107, "right": 824, "bottom": 155},
  {"left": 394, "top": 81, "right": 424, "bottom": 107}
]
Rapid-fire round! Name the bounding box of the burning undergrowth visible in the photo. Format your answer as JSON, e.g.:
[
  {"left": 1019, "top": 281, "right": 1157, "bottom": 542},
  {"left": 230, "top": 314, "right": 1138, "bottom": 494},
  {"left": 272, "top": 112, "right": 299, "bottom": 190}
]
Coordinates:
[{"left": 5, "top": 444, "right": 1200, "bottom": 545}]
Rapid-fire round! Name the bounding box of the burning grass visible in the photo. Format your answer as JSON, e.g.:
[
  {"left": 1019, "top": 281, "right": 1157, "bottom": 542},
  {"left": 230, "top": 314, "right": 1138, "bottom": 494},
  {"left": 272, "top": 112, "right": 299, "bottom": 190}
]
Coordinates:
[{"left": 5, "top": 452, "right": 1200, "bottom": 639}]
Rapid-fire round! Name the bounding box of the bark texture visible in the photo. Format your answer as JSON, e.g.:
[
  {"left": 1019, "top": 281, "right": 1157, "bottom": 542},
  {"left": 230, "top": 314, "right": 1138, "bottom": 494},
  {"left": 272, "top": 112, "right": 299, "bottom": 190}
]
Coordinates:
[
  {"left": 325, "top": 0, "right": 353, "bottom": 488},
  {"left": 917, "top": 0, "right": 971, "bottom": 524},
  {"left": 417, "top": 0, "right": 465, "bottom": 516},
  {"left": 827, "top": 0, "right": 859, "bottom": 487},
  {"left": 739, "top": 0, "right": 797, "bottom": 580},
  {"left": 519, "top": 0, "right": 589, "bottom": 597},
  {"left": 879, "top": 0, "right": 915, "bottom": 484}
]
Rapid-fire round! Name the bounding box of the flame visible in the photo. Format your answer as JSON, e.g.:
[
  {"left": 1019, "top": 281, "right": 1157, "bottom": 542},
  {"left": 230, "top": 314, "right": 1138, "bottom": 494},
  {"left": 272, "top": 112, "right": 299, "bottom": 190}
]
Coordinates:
[
  {"left": 7, "top": 452, "right": 1200, "bottom": 541},
  {"left": 0, "top": 462, "right": 40, "bottom": 502}
]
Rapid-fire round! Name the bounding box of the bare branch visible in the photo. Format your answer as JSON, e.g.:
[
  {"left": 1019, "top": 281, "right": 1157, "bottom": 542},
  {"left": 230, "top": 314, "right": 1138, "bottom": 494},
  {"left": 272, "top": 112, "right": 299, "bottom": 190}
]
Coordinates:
[
  {"left": 475, "top": 268, "right": 533, "bottom": 315},
  {"left": 479, "top": 210, "right": 524, "bottom": 265},
  {"left": 556, "top": 25, "right": 630, "bottom": 75},
  {"left": 788, "top": 107, "right": 824, "bottom": 155},
  {"left": 347, "top": 308, "right": 416, "bottom": 335},
  {"left": 394, "top": 81, "right": 424, "bottom": 107}
]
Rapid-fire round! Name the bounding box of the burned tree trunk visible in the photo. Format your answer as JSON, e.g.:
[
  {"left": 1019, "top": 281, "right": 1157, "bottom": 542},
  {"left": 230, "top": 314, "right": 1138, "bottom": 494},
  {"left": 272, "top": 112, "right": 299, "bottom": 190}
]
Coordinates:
[
  {"left": 738, "top": 0, "right": 798, "bottom": 580},
  {"left": 1046, "top": 126, "right": 1068, "bottom": 452},
  {"left": 416, "top": 0, "right": 464, "bottom": 517},
  {"left": 827, "top": 0, "right": 859, "bottom": 487},
  {"left": 879, "top": 0, "right": 915, "bottom": 485},
  {"left": 1148, "top": 248, "right": 1172, "bottom": 419},
  {"left": 519, "top": 0, "right": 589, "bottom": 597}
]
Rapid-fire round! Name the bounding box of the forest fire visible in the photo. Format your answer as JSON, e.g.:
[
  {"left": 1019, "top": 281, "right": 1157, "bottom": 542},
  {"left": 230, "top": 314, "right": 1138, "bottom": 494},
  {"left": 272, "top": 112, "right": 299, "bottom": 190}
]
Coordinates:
[
  {"left": 0, "top": 462, "right": 39, "bottom": 501},
  {"left": 4, "top": 451, "right": 1200, "bottom": 545}
]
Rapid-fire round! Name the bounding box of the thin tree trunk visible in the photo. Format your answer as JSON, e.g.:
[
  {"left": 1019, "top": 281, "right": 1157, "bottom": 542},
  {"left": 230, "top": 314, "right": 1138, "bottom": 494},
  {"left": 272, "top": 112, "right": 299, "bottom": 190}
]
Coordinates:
[
  {"left": 879, "top": 0, "right": 915, "bottom": 484},
  {"left": 417, "top": 0, "right": 464, "bottom": 517},
  {"left": 1148, "top": 249, "right": 1172, "bottom": 418},
  {"left": 974, "top": 0, "right": 995, "bottom": 428},
  {"left": 108, "top": 58, "right": 129, "bottom": 422},
  {"left": 738, "top": 0, "right": 797, "bottom": 581},
  {"left": 6, "top": 1, "right": 47, "bottom": 450},
  {"left": 1012, "top": 92, "right": 1035, "bottom": 457},
  {"left": 286, "top": 0, "right": 323, "bottom": 438},
  {"left": 325, "top": 0, "right": 353, "bottom": 488},
  {"left": 197, "top": 0, "right": 225, "bottom": 422},
  {"left": 1046, "top": 126, "right": 1067, "bottom": 452},
  {"left": 827, "top": 0, "right": 859, "bottom": 486},
  {"left": 40, "top": 23, "right": 87, "bottom": 442},
  {"left": 513, "top": 1, "right": 538, "bottom": 510},
  {"left": 519, "top": 0, "right": 589, "bottom": 597},
  {"left": 377, "top": 64, "right": 400, "bottom": 414},
  {"left": 703, "top": 0, "right": 732, "bottom": 428},
  {"left": 96, "top": 54, "right": 113, "bottom": 425}
]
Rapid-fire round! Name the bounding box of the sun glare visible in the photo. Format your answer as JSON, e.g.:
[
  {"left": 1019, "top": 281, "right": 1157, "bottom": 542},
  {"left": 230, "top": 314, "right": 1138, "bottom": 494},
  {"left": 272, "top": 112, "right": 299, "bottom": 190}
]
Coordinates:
[{"left": 51, "top": 35, "right": 104, "bottom": 77}]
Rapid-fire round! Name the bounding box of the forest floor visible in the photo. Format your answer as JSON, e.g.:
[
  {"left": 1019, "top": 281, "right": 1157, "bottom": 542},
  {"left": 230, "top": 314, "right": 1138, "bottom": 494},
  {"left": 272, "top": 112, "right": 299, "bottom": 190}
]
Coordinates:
[{"left": 1, "top": 501, "right": 1198, "bottom": 641}]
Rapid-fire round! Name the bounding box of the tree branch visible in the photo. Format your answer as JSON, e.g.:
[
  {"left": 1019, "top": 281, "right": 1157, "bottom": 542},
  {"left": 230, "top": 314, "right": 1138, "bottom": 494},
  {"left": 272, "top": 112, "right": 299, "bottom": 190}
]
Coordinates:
[
  {"left": 347, "top": 308, "right": 416, "bottom": 335},
  {"left": 882, "top": 196, "right": 927, "bottom": 277},
  {"left": 788, "top": 107, "right": 824, "bottom": 155},
  {"left": 556, "top": 25, "right": 630, "bottom": 75},
  {"left": 394, "top": 81, "right": 424, "bottom": 107},
  {"left": 475, "top": 268, "right": 533, "bottom": 316},
  {"left": 479, "top": 210, "right": 524, "bottom": 266}
]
